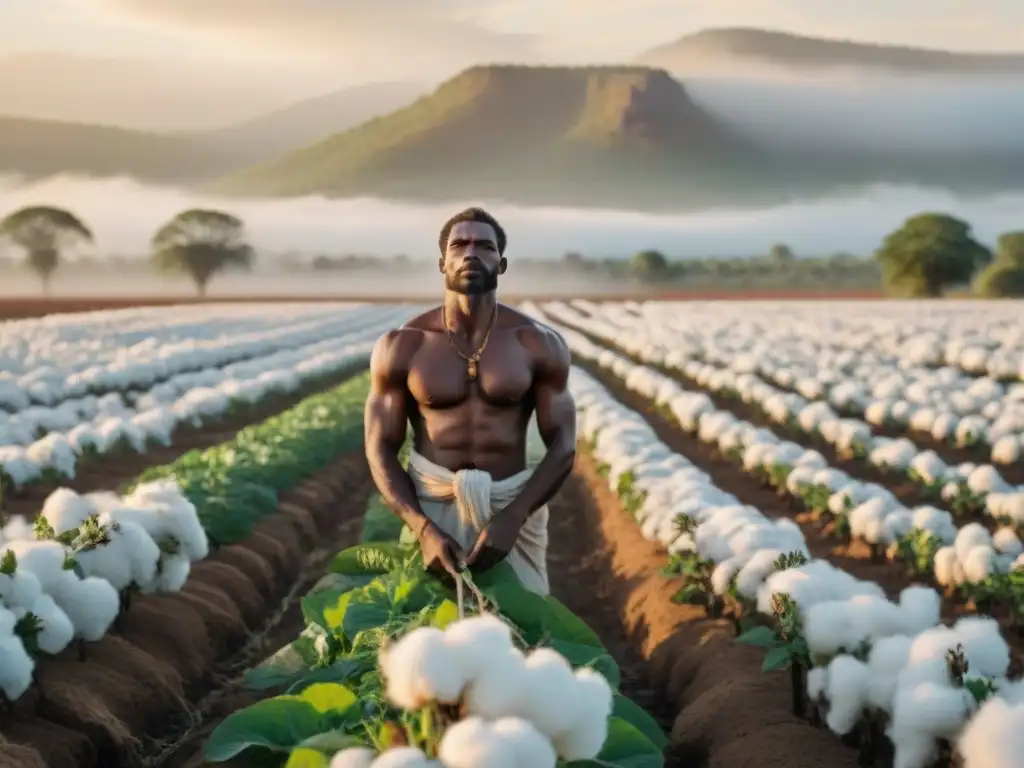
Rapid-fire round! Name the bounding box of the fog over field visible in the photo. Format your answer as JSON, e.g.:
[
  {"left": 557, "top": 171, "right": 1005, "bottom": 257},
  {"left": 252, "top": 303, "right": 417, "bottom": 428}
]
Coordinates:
[
  {"left": 687, "top": 74, "right": 1024, "bottom": 153},
  {"left": 0, "top": 175, "right": 1022, "bottom": 264}
]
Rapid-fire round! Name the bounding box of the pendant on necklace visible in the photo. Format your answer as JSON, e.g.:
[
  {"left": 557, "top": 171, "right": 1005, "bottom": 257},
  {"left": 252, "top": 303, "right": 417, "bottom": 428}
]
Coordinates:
[{"left": 467, "top": 359, "right": 478, "bottom": 380}]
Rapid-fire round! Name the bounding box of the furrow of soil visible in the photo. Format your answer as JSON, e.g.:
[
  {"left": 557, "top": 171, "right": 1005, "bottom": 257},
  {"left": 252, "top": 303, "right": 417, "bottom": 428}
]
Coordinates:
[
  {"left": 0, "top": 453, "right": 374, "bottom": 768},
  {"left": 549, "top": 453, "right": 858, "bottom": 768},
  {"left": 571, "top": 357, "right": 1024, "bottom": 668},
  {"left": 3, "top": 363, "right": 367, "bottom": 518}
]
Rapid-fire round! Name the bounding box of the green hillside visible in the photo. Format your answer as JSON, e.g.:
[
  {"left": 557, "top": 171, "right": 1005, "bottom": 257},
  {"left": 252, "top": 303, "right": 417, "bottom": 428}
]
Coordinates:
[
  {"left": 0, "top": 117, "right": 241, "bottom": 181},
  {"left": 638, "top": 27, "right": 1024, "bottom": 74},
  {"left": 214, "top": 65, "right": 757, "bottom": 209}
]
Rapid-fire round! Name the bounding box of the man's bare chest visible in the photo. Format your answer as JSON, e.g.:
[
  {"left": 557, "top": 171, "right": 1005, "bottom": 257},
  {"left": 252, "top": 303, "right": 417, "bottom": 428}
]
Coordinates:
[{"left": 407, "top": 333, "right": 533, "bottom": 409}]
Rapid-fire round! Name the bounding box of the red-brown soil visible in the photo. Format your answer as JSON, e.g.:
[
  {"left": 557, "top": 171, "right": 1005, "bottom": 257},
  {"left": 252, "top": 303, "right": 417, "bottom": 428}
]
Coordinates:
[
  {"left": 0, "top": 291, "right": 886, "bottom": 320},
  {"left": 0, "top": 453, "right": 374, "bottom": 768},
  {"left": 549, "top": 454, "right": 859, "bottom": 767}
]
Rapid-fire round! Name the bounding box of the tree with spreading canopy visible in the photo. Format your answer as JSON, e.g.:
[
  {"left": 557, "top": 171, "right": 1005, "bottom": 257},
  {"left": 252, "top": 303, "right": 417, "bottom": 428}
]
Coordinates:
[
  {"left": 769, "top": 243, "right": 795, "bottom": 264},
  {"left": 994, "top": 231, "right": 1024, "bottom": 268},
  {"left": 151, "top": 209, "right": 253, "bottom": 297},
  {"left": 874, "top": 212, "right": 991, "bottom": 297},
  {"left": 0, "top": 206, "right": 92, "bottom": 294},
  {"left": 630, "top": 249, "right": 668, "bottom": 279}
]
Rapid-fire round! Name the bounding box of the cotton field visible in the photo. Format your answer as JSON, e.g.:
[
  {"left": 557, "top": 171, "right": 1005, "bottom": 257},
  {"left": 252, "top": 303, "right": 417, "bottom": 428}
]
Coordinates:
[{"left": 2, "top": 298, "right": 1022, "bottom": 768}]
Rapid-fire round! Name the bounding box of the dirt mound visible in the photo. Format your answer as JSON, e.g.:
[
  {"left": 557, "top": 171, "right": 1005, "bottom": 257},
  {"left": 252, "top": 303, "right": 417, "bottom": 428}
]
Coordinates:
[
  {"left": 546, "top": 452, "right": 858, "bottom": 767},
  {"left": 1, "top": 454, "right": 374, "bottom": 768}
]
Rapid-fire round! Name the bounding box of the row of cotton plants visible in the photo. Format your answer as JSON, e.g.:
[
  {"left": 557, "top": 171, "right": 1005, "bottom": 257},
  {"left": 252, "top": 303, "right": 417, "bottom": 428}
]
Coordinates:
[
  {"left": 0, "top": 479, "right": 209, "bottom": 701},
  {"left": 563, "top": 300, "right": 1024, "bottom": 456},
  {"left": 568, "top": 364, "right": 1022, "bottom": 768},
  {"left": 521, "top": 305, "right": 1024, "bottom": 617},
  {"left": 0, "top": 309, "right": 417, "bottom": 488},
  {"left": 537, "top": 302, "right": 1024, "bottom": 528},
  {"left": 572, "top": 299, "right": 1024, "bottom": 381},
  {"left": 0, "top": 303, "right": 400, "bottom": 410}
]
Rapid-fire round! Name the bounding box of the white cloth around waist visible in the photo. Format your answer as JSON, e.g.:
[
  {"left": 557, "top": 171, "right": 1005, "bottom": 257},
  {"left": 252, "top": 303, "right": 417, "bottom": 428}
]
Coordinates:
[{"left": 406, "top": 448, "right": 550, "bottom": 595}]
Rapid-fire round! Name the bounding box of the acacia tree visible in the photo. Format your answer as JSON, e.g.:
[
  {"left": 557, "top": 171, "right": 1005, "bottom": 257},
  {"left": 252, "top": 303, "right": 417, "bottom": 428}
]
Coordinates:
[
  {"left": 874, "top": 213, "right": 991, "bottom": 297},
  {"left": 0, "top": 206, "right": 92, "bottom": 295},
  {"left": 151, "top": 209, "right": 253, "bottom": 297},
  {"left": 630, "top": 249, "right": 668, "bottom": 279}
]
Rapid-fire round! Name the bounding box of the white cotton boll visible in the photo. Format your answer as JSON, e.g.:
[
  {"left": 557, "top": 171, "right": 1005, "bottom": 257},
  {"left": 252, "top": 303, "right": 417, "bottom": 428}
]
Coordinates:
[
  {"left": 40, "top": 488, "right": 95, "bottom": 533},
  {"left": 0, "top": 629, "right": 34, "bottom": 700},
  {"left": 141, "top": 552, "right": 191, "bottom": 593},
  {"left": 961, "top": 545, "right": 997, "bottom": 583},
  {"left": 953, "top": 616, "right": 1010, "bottom": 679},
  {"left": 438, "top": 718, "right": 517, "bottom": 768},
  {"left": 441, "top": 613, "right": 515, "bottom": 675},
  {"left": 51, "top": 572, "right": 120, "bottom": 641},
  {"left": 866, "top": 635, "right": 913, "bottom": 712},
  {"left": 957, "top": 697, "right": 1024, "bottom": 768},
  {"left": 1, "top": 516, "right": 33, "bottom": 541},
  {"left": 20, "top": 593, "right": 74, "bottom": 654},
  {"left": 513, "top": 647, "right": 583, "bottom": 741},
  {"left": 733, "top": 548, "right": 785, "bottom": 599},
  {"left": 4, "top": 540, "right": 66, "bottom": 591},
  {"left": 803, "top": 601, "right": 852, "bottom": 658},
  {"left": 954, "top": 524, "right": 993, "bottom": 563},
  {"left": 807, "top": 666, "right": 828, "bottom": 701},
  {"left": 492, "top": 718, "right": 558, "bottom": 768},
  {"left": 846, "top": 595, "right": 904, "bottom": 644},
  {"left": 379, "top": 626, "right": 467, "bottom": 709},
  {"left": 890, "top": 682, "right": 974, "bottom": 768},
  {"left": 934, "top": 547, "right": 960, "bottom": 587},
  {"left": 552, "top": 667, "right": 614, "bottom": 761},
  {"left": 369, "top": 747, "right": 433, "bottom": 768},
  {"left": 0, "top": 566, "right": 43, "bottom": 610},
  {"left": 992, "top": 527, "right": 1023, "bottom": 558},
  {"left": 710, "top": 556, "right": 744, "bottom": 596},
  {"left": 897, "top": 587, "right": 941, "bottom": 635},
  {"left": 461, "top": 644, "right": 529, "bottom": 718},
  {"left": 824, "top": 655, "right": 870, "bottom": 735},
  {"left": 329, "top": 747, "right": 375, "bottom": 768}
]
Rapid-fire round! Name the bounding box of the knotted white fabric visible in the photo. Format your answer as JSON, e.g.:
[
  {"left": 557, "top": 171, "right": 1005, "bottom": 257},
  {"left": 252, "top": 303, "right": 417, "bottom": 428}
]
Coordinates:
[{"left": 406, "top": 448, "right": 550, "bottom": 595}]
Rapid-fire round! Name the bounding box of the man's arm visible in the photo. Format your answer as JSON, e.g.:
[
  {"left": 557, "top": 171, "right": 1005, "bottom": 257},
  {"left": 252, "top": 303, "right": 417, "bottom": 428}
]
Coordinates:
[
  {"left": 364, "top": 330, "right": 432, "bottom": 537},
  {"left": 497, "top": 326, "right": 577, "bottom": 528}
]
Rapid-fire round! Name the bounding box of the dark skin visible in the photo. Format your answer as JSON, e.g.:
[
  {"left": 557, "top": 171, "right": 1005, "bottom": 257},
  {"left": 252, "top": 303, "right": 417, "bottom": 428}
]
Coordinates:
[{"left": 364, "top": 219, "right": 576, "bottom": 580}]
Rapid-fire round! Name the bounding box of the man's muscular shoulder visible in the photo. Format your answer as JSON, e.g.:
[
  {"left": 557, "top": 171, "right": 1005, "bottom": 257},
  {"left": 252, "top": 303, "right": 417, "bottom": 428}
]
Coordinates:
[
  {"left": 513, "top": 311, "right": 570, "bottom": 378},
  {"left": 370, "top": 324, "right": 427, "bottom": 385}
]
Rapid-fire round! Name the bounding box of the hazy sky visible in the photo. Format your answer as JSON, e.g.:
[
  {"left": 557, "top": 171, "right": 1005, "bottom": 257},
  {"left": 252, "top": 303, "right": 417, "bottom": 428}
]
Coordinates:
[{"left": 4, "top": 0, "right": 1024, "bottom": 81}]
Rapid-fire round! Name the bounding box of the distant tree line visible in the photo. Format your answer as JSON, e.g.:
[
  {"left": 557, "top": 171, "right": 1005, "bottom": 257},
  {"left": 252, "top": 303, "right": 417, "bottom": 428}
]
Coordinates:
[
  {"left": 0, "top": 206, "right": 253, "bottom": 296},
  {"left": 2, "top": 206, "right": 1022, "bottom": 298}
]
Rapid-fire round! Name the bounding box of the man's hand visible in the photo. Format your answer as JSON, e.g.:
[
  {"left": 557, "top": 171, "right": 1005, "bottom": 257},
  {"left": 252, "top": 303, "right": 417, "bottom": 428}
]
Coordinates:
[
  {"left": 418, "top": 522, "right": 465, "bottom": 580},
  {"left": 466, "top": 509, "right": 524, "bottom": 573}
]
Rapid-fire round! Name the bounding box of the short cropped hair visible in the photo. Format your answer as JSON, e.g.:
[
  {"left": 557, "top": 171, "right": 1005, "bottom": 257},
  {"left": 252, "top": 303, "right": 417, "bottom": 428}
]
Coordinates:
[{"left": 438, "top": 207, "right": 507, "bottom": 255}]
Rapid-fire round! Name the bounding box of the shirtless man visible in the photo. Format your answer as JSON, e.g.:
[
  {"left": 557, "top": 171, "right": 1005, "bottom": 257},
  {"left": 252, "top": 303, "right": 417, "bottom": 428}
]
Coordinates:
[{"left": 363, "top": 207, "right": 576, "bottom": 593}]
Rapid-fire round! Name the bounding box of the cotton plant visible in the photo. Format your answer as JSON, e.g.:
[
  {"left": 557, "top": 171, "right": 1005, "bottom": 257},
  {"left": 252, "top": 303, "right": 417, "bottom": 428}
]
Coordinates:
[{"left": 328, "top": 612, "right": 614, "bottom": 768}]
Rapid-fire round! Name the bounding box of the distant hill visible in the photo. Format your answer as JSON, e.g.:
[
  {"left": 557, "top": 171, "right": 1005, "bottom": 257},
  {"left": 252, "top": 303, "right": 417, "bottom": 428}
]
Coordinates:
[
  {"left": 188, "top": 82, "right": 429, "bottom": 161},
  {"left": 637, "top": 27, "right": 1024, "bottom": 75},
  {"left": 214, "top": 63, "right": 1024, "bottom": 210},
  {"left": 215, "top": 65, "right": 757, "bottom": 209},
  {"left": 0, "top": 117, "right": 234, "bottom": 182},
  {"left": 0, "top": 82, "right": 429, "bottom": 182}
]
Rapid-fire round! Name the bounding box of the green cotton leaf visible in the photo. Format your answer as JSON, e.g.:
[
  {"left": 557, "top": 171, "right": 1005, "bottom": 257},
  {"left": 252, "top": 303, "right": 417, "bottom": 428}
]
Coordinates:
[
  {"left": 473, "top": 562, "right": 602, "bottom": 647},
  {"left": 612, "top": 693, "right": 668, "bottom": 750},
  {"left": 761, "top": 645, "right": 794, "bottom": 672},
  {"left": 204, "top": 683, "right": 360, "bottom": 761},
  {"left": 547, "top": 639, "right": 621, "bottom": 690},
  {"left": 735, "top": 626, "right": 779, "bottom": 649},
  {"left": 283, "top": 747, "right": 331, "bottom": 768},
  {"left": 327, "top": 543, "right": 407, "bottom": 575},
  {"left": 0, "top": 550, "right": 17, "bottom": 575},
  {"left": 301, "top": 589, "right": 353, "bottom": 634},
  {"left": 567, "top": 717, "right": 665, "bottom": 767},
  {"left": 430, "top": 599, "right": 460, "bottom": 629}
]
